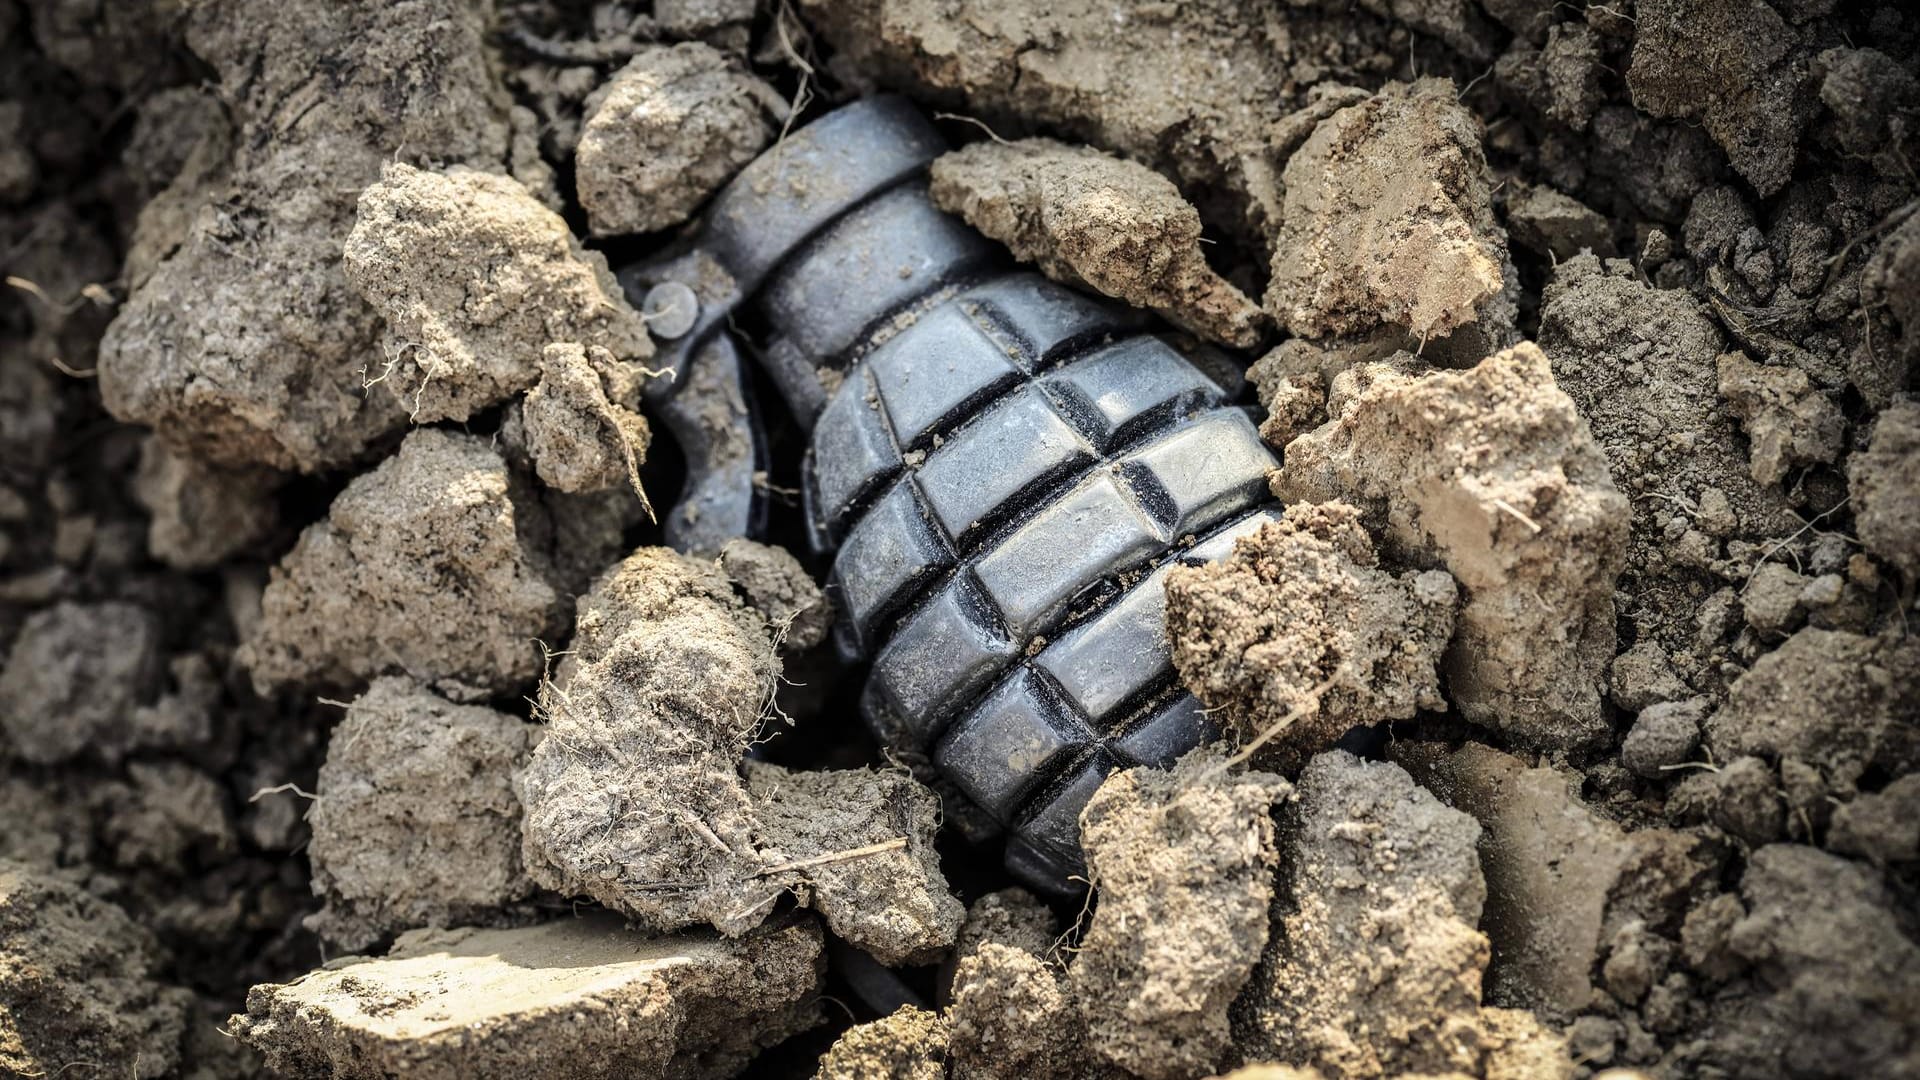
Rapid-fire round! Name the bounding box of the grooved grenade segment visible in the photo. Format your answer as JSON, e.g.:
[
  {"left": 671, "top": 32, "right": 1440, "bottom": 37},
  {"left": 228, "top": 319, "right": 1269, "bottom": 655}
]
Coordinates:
[{"left": 626, "top": 97, "right": 1281, "bottom": 892}]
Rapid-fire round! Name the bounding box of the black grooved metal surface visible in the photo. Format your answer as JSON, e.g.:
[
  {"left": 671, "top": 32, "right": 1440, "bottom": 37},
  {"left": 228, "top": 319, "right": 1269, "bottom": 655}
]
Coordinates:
[{"left": 630, "top": 97, "right": 1282, "bottom": 892}]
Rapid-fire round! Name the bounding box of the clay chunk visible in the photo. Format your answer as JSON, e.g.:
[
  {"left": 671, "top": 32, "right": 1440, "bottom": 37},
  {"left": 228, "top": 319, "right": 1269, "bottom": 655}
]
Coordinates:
[
  {"left": 1716, "top": 351, "right": 1844, "bottom": 487},
  {"left": 1070, "top": 752, "right": 1291, "bottom": 1079},
  {"left": 1627, "top": 0, "right": 1812, "bottom": 197},
  {"left": 517, "top": 342, "right": 653, "bottom": 498},
  {"left": 1164, "top": 501, "right": 1457, "bottom": 767},
  {"left": 0, "top": 599, "right": 161, "bottom": 764},
  {"left": 344, "top": 164, "right": 652, "bottom": 424},
  {"left": 1848, "top": 400, "right": 1920, "bottom": 581},
  {"left": 98, "top": 0, "right": 524, "bottom": 472},
  {"left": 230, "top": 914, "right": 825, "bottom": 1080},
  {"left": 929, "top": 138, "right": 1266, "bottom": 348},
  {"left": 1274, "top": 342, "right": 1629, "bottom": 750},
  {"left": 1, "top": 860, "right": 194, "bottom": 1080},
  {"left": 1239, "top": 751, "right": 1571, "bottom": 1079},
  {"left": 306, "top": 678, "right": 540, "bottom": 951},
  {"left": 239, "top": 429, "right": 563, "bottom": 699},
  {"left": 576, "top": 42, "right": 781, "bottom": 235},
  {"left": 1264, "top": 78, "right": 1509, "bottom": 346},
  {"left": 1704, "top": 627, "right": 1920, "bottom": 794},
  {"left": 516, "top": 548, "right": 960, "bottom": 962},
  {"left": 132, "top": 436, "right": 281, "bottom": 570}
]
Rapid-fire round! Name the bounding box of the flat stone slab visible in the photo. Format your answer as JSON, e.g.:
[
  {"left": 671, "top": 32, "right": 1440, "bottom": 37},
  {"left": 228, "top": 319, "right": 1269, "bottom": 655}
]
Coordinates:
[{"left": 231, "top": 913, "right": 823, "bottom": 1080}]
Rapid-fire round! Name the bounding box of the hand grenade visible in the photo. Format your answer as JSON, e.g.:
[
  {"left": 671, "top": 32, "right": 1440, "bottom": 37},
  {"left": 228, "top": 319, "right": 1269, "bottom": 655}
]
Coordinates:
[{"left": 622, "top": 97, "right": 1280, "bottom": 892}]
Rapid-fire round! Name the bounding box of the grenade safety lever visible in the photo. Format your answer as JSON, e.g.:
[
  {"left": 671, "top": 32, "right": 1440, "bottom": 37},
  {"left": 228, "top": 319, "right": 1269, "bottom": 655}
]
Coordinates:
[{"left": 621, "top": 97, "right": 1281, "bottom": 892}]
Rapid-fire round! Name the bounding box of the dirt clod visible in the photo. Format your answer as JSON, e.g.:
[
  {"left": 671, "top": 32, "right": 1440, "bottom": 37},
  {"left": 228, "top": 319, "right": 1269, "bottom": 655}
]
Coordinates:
[
  {"left": 132, "top": 437, "right": 282, "bottom": 571},
  {"left": 97, "top": 0, "right": 527, "bottom": 472},
  {"left": 1164, "top": 502, "right": 1456, "bottom": 766},
  {"left": 517, "top": 342, "right": 654, "bottom": 497},
  {"left": 306, "top": 677, "right": 540, "bottom": 951},
  {"left": 344, "top": 164, "right": 653, "bottom": 424},
  {"left": 1265, "top": 78, "right": 1510, "bottom": 350},
  {"left": 746, "top": 762, "right": 964, "bottom": 966},
  {"left": 0, "top": 860, "right": 194, "bottom": 1080},
  {"left": 1627, "top": 0, "right": 1811, "bottom": 197},
  {"left": 1070, "top": 752, "right": 1291, "bottom": 1079},
  {"left": 517, "top": 548, "right": 959, "bottom": 960},
  {"left": 815, "top": 1005, "right": 949, "bottom": 1080},
  {"left": 231, "top": 914, "right": 825, "bottom": 1080},
  {"left": 240, "top": 429, "right": 563, "bottom": 700},
  {"left": 717, "top": 537, "right": 833, "bottom": 652},
  {"left": 1848, "top": 399, "right": 1920, "bottom": 581},
  {"left": 0, "top": 599, "right": 161, "bottom": 764},
  {"left": 1703, "top": 627, "right": 1920, "bottom": 794},
  {"left": 930, "top": 138, "right": 1266, "bottom": 348},
  {"left": 1239, "top": 751, "right": 1571, "bottom": 1079},
  {"left": 1716, "top": 351, "right": 1846, "bottom": 487},
  {"left": 576, "top": 42, "right": 782, "bottom": 235},
  {"left": 1275, "top": 343, "right": 1629, "bottom": 750}
]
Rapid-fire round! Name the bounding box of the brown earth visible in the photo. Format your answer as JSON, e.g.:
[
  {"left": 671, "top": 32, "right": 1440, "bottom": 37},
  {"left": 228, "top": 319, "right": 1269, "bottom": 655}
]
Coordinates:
[{"left": 2, "top": 0, "right": 1916, "bottom": 1077}]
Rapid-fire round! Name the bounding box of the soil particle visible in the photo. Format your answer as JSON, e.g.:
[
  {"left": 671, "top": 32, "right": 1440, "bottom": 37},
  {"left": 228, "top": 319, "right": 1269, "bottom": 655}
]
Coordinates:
[
  {"left": 1070, "top": 751, "right": 1292, "bottom": 1079},
  {"left": 1862, "top": 213, "right": 1920, "bottom": 395},
  {"left": 98, "top": 0, "right": 530, "bottom": 472},
  {"left": 1163, "top": 503, "right": 1457, "bottom": 767},
  {"left": 815, "top": 1005, "right": 949, "bottom": 1079},
  {"left": 1847, "top": 399, "right": 1920, "bottom": 581},
  {"left": 0, "top": 603, "right": 131, "bottom": 763},
  {"left": 0, "top": 859, "right": 195, "bottom": 1080},
  {"left": 1696, "top": 844, "right": 1920, "bottom": 1078},
  {"left": 132, "top": 436, "right": 282, "bottom": 571},
  {"left": 305, "top": 678, "right": 540, "bottom": 952},
  {"left": 344, "top": 164, "right": 653, "bottom": 424},
  {"left": 950, "top": 887, "right": 1056, "bottom": 968},
  {"left": 1627, "top": 0, "right": 1812, "bottom": 197},
  {"left": 928, "top": 138, "right": 1266, "bottom": 348},
  {"left": 1394, "top": 743, "right": 1713, "bottom": 1028},
  {"left": 1274, "top": 343, "right": 1629, "bottom": 751},
  {"left": 716, "top": 537, "right": 833, "bottom": 652},
  {"left": 1827, "top": 774, "right": 1920, "bottom": 865},
  {"left": 230, "top": 913, "right": 825, "bottom": 1080},
  {"left": 1237, "top": 751, "right": 1571, "bottom": 1079},
  {"left": 101, "top": 760, "right": 238, "bottom": 870},
  {"left": 1538, "top": 254, "right": 1799, "bottom": 684},
  {"left": 744, "top": 762, "right": 964, "bottom": 966},
  {"left": 948, "top": 944, "right": 1088, "bottom": 1080},
  {"left": 1741, "top": 561, "right": 1811, "bottom": 637},
  {"left": 1245, "top": 341, "right": 1334, "bottom": 449},
  {"left": 575, "top": 42, "right": 782, "bottom": 236},
  {"left": 1702, "top": 626, "right": 1920, "bottom": 795},
  {"left": 1813, "top": 47, "right": 1919, "bottom": 178},
  {"left": 1621, "top": 698, "right": 1708, "bottom": 780},
  {"left": 1715, "top": 351, "right": 1846, "bottom": 487},
  {"left": 1494, "top": 22, "right": 1605, "bottom": 131},
  {"left": 796, "top": 0, "right": 1403, "bottom": 239},
  {"left": 238, "top": 429, "right": 565, "bottom": 700},
  {"left": 1607, "top": 640, "right": 1695, "bottom": 712},
  {"left": 1503, "top": 180, "right": 1614, "bottom": 261},
  {"left": 517, "top": 548, "right": 959, "bottom": 960},
  {"left": 1265, "top": 78, "right": 1510, "bottom": 349},
  {"left": 515, "top": 343, "right": 654, "bottom": 497},
  {"left": 516, "top": 547, "right": 785, "bottom": 934}
]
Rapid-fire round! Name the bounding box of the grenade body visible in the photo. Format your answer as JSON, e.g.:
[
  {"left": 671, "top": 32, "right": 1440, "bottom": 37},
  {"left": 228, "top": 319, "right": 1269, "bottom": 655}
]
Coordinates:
[{"left": 627, "top": 98, "right": 1280, "bottom": 891}]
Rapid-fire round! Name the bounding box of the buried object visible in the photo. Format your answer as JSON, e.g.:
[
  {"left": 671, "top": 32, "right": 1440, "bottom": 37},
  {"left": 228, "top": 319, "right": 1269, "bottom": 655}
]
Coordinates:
[{"left": 623, "top": 98, "right": 1279, "bottom": 891}]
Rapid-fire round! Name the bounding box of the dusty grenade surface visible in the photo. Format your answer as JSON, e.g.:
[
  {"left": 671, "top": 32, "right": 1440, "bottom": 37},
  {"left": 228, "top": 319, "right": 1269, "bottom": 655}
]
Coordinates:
[{"left": 626, "top": 98, "right": 1280, "bottom": 891}]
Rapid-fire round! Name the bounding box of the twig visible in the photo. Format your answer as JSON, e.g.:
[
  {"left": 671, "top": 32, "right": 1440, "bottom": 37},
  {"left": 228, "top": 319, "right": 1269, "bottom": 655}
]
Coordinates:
[
  {"left": 754, "top": 836, "right": 908, "bottom": 877},
  {"left": 933, "top": 111, "right": 1012, "bottom": 145},
  {"left": 249, "top": 782, "right": 318, "bottom": 803},
  {"left": 1209, "top": 667, "right": 1348, "bottom": 773}
]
